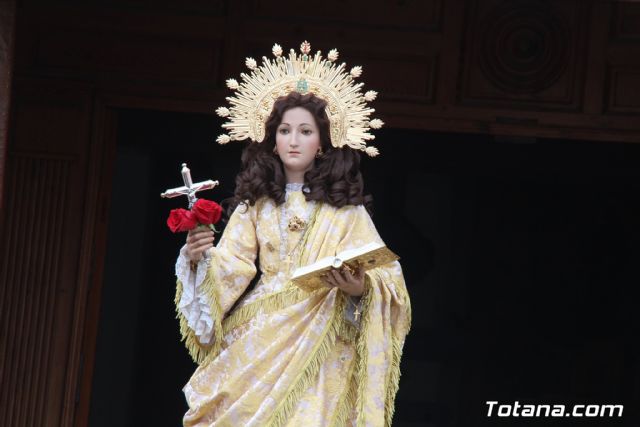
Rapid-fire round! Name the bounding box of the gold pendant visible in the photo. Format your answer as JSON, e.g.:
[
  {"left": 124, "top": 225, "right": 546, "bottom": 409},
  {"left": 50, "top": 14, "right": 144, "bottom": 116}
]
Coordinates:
[
  {"left": 354, "top": 307, "right": 361, "bottom": 322},
  {"left": 288, "top": 215, "right": 306, "bottom": 232}
]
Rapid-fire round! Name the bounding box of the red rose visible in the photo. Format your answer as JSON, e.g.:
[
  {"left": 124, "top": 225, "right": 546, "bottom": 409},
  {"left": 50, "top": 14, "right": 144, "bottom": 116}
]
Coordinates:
[
  {"left": 167, "top": 208, "right": 197, "bottom": 233},
  {"left": 192, "top": 199, "right": 223, "bottom": 225}
]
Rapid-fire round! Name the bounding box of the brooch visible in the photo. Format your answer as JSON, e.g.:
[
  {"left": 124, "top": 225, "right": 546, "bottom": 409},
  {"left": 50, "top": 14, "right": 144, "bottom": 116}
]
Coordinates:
[{"left": 288, "top": 215, "right": 306, "bottom": 232}]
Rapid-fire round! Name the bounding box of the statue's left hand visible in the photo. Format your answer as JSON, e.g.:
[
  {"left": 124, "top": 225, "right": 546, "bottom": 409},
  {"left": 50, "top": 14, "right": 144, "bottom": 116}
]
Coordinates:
[{"left": 323, "top": 266, "right": 365, "bottom": 297}]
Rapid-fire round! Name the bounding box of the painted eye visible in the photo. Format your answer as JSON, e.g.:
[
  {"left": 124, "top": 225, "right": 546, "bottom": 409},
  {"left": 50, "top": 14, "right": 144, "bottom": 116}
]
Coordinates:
[
  {"left": 278, "top": 128, "right": 289, "bottom": 135},
  {"left": 301, "top": 129, "right": 312, "bottom": 135}
]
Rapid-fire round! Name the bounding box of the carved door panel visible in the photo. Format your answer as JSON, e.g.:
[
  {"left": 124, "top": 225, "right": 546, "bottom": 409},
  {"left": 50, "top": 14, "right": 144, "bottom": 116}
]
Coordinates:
[{"left": 0, "top": 80, "right": 104, "bottom": 427}]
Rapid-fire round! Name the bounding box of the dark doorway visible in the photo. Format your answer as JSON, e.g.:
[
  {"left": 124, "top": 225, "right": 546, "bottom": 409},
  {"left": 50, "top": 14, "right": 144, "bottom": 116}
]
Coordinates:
[{"left": 88, "top": 108, "right": 640, "bottom": 426}]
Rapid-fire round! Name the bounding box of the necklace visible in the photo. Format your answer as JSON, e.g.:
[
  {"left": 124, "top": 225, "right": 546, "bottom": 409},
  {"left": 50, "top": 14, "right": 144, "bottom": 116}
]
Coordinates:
[
  {"left": 279, "top": 184, "right": 316, "bottom": 273},
  {"left": 348, "top": 296, "right": 362, "bottom": 321}
]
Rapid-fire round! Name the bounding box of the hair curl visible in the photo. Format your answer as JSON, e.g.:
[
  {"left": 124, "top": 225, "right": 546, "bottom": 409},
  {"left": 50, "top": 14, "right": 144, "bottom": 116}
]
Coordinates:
[{"left": 224, "top": 92, "right": 372, "bottom": 216}]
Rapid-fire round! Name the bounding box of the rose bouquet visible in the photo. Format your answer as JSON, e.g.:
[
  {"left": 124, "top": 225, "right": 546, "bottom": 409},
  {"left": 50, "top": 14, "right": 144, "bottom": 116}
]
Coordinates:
[{"left": 166, "top": 198, "right": 222, "bottom": 233}]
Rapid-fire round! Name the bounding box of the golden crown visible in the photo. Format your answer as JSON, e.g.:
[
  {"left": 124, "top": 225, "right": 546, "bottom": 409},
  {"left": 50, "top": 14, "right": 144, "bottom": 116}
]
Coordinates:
[{"left": 215, "top": 41, "right": 383, "bottom": 157}]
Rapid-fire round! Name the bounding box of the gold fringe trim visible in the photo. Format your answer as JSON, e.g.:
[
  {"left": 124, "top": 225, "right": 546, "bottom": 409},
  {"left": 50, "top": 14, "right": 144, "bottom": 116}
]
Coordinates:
[
  {"left": 384, "top": 274, "right": 412, "bottom": 427},
  {"left": 402, "top": 277, "right": 413, "bottom": 333},
  {"left": 354, "top": 276, "right": 374, "bottom": 427},
  {"left": 331, "top": 289, "right": 371, "bottom": 427},
  {"left": 329, "top": 353, "right": 357, "bottom": 427},
  {"left": 222, "top": 286, "right": 315, "bottom": 335},
  {"left": 294, "top": 203, "right": 323, "bottom": 268},
  {"left": 175, "top": 269, "right": 224, "bottom": 365},
  {"left": 266, "top": 293, "right": 346, "bottom": 427},
  {"left": 383, "top": 335, "right": 405, "bottom": 427},
  {"left": 337, "top": 317, "right": 358, "bottom": 343}
]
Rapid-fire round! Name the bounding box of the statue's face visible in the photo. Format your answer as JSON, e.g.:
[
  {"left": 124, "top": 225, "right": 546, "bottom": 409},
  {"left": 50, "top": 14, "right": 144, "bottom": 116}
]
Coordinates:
[{"left": 275, "top": 107, "right": 321, "bottom": 180}]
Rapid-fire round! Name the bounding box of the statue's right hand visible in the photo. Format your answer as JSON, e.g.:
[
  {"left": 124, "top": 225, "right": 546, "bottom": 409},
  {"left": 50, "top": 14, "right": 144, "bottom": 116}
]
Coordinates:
[{"left": 186, "top": 227, "right": 216, "bottom": 262}]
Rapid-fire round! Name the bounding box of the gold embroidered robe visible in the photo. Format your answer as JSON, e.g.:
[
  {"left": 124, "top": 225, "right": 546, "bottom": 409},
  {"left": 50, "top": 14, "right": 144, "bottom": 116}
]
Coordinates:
[{"left": 175, "top": 189, "right": 411, "bottom": 426}]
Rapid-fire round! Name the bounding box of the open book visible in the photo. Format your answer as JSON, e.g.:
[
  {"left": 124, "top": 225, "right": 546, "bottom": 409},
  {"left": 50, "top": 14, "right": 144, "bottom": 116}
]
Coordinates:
[{"left": 291, "top": 242, "right": 399, "bottom": 292}]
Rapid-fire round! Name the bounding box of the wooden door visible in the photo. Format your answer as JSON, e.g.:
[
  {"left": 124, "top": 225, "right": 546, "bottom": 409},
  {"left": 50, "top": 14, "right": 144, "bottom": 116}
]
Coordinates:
[{"left": 0, "top": 80, "right": 112, "bottom": 426}]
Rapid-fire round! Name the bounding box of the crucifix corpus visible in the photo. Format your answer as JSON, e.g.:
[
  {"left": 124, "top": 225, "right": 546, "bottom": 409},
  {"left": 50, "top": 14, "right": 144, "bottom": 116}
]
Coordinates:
[{"left": 160, "top": 163, "right": 219, "bottom": 208}]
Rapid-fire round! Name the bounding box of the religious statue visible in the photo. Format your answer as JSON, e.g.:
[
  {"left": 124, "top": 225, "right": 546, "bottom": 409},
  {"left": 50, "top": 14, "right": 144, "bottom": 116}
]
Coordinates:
[{"left": 172, "top": 41, "right": 411, "bottom": 426}]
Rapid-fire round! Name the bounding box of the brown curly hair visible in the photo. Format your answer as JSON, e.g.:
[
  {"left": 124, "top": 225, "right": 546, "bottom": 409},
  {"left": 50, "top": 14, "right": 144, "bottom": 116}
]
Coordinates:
[{"left": 224, "top": 91, "right": 372, "bottom": 216}]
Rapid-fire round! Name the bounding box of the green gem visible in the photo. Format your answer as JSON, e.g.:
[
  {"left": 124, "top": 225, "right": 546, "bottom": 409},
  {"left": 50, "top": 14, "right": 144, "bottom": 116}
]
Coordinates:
[{"left": 296, "top": 79, "right": 309, "bottom": 93}]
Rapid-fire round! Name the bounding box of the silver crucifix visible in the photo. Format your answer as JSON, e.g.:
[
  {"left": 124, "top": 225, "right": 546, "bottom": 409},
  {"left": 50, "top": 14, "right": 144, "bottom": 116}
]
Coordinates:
[{"left": 160, "top": 163, "right": 219, "bottom": 209}]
